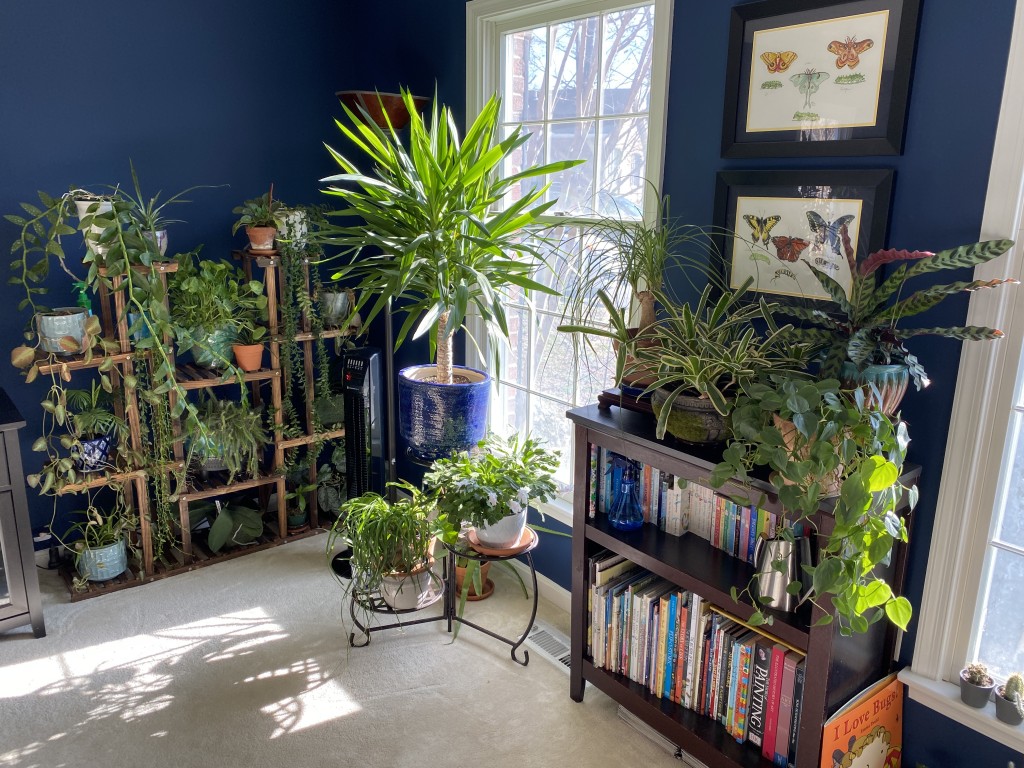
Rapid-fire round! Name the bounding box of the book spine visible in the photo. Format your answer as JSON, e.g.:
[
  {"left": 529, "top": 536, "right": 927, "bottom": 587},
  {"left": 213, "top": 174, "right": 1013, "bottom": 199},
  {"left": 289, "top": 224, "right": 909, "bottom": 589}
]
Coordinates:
[
  {"left": 774, "top": 653, "right": 799, "bottom": 766},
  {"left": 648, "top": 603, "right": 660, "bottom": 694},
  {"left": 663, "top": 593, "right": 678, "bottom": 699},
  {"left": 674, "top": 603, "right": 688, "bottom": 703},
  {"left": 725, "top": 633, "right": 739, "bottom": 729},
  {"left": 787, "top": 659, "right": 805, "bottom": 768},
  {"left": 733, "top": 638, "right": 753, "bottom": 741},
  {"left": 739, "top": 507, "right": 751, "bottom": 563},
  {"left": 746, "top": 640, "right": 771, "bottom": 747},
  {"left": 746, "top": 507, "right": 758, "bottom": 564},
  {"left": 658, "top": 472, "right": 669, "bottom": 532},
  {"left": 656, "top": 595, "right": 670, "bottom": 695},
  {"left": 588, "top": 444, "right": 599, "bottom": 518},
  {"left": 762, "top": 644, "right": 786, "bottom": 761}
]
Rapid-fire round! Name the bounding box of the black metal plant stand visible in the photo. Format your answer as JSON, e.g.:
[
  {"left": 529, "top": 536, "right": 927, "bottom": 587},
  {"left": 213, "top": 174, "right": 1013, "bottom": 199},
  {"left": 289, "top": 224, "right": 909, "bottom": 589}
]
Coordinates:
[{"left": 347, "top": 527, "right": 540, "bottom": 665}]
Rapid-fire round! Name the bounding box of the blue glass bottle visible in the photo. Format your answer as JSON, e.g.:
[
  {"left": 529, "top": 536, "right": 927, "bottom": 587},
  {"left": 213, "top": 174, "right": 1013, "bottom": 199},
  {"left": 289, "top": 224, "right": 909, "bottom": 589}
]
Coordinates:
[{"left": 609, "top": 462, "right": 644, "bottom": 531}]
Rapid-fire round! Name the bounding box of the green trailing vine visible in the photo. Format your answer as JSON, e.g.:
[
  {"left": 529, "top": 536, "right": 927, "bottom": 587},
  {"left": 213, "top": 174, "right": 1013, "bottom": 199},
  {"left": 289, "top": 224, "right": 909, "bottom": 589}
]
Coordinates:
[{"left": 134, "top": 358, "right": 179, "bottom": 562}]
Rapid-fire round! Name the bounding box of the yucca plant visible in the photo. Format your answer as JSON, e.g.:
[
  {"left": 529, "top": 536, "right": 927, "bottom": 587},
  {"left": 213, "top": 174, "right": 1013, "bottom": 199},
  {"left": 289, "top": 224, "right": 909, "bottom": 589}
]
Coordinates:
[
  {"left": 320, "top": 88, "right": 583, "bottom": 384},
  {"left": 782, "top": 235, "right": 1016, "bottom": 390}
]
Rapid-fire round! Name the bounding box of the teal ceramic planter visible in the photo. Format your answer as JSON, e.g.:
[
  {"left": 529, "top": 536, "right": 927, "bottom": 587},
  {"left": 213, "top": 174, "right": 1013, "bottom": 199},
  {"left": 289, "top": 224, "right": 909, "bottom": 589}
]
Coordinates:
[
  {"left": 77, "top": 539, "right": 127, "bottom": 581},
  {"left": 840, "top": 362, "right": 910, "bottom": 415}
]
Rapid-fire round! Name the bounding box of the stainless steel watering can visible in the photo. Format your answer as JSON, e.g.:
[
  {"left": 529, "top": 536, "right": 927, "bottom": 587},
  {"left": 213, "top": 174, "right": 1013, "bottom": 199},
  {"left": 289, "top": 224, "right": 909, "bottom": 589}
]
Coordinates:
[{"left": 753, "top": 536, "right": 798, "bottom": 613}]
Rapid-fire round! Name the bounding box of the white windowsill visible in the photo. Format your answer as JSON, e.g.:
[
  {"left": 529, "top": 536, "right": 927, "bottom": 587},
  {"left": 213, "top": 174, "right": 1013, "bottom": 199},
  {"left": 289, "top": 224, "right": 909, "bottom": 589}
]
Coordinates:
[
  {"left": 899, "top": 669, "right": 1024, "bottom": 753},
  {"left": 534, "top": 495, "right": 574, "bottom": 528}
]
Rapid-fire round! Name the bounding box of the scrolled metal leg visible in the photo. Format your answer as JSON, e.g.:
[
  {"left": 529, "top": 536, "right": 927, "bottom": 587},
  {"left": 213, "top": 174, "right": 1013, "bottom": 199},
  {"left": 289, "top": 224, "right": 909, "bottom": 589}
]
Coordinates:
[{"left": 509, "top": 551, "right": 540, "bottom": 666}]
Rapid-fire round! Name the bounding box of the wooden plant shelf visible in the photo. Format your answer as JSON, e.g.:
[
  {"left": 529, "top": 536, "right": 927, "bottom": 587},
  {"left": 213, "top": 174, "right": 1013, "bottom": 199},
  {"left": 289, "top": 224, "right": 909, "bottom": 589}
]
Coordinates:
[
  {"left": 176, "top": 472, "right": 281, "bottom": 503},
  {"left": 35, "top": 349, "right": 134, "bottom": 375},
  {"left": 55, "top": 468, "right": 147, "bottom": 495},
  {"left": 279, "top": 427, "right": 346, "bottom": 450},
  {"left": 174, "top": 363, "right": 279, "bottom": 390}
]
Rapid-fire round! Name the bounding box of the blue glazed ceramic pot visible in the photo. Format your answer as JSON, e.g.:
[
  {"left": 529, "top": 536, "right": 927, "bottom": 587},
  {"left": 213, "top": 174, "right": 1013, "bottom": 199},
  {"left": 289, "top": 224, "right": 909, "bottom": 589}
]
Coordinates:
[
  {"left": 399, "top": 365, "right": 491, "bottom": 462},
  {"left": 77, "top": 539, "right": 127, "bottom": 581},
  {"left": 76, "top": 434, "right": 114, "bottom": 473}
]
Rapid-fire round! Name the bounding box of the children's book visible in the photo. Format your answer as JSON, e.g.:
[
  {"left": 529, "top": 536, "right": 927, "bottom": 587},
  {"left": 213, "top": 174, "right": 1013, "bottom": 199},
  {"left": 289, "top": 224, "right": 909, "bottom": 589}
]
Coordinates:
[{"left": 820, "top": 673, "right": 902, "bottom": 768}]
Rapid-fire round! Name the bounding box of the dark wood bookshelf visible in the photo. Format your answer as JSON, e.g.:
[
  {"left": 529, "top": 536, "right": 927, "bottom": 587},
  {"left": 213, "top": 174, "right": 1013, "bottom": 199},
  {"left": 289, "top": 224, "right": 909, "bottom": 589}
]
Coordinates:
[{"left": 566, "top": 404, "right": 920, "bottom": 768}]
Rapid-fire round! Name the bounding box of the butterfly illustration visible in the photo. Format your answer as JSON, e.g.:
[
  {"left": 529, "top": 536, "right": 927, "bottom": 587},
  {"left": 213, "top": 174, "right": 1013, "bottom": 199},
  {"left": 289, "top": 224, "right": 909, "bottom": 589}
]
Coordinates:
[
  {"left": 743, "top": 214, "right": 781, "bottom": 245},
  {"left": 771, "top": 235, "right": 811, "bottom": 263},
  {"left": 789, "top": 68, "right": 830, "bottom": 109},
  {"left": 760, "top": 50, "right": 798, "bottom": 73},
  {"left": 806, "top": 211, "right": 856, "bottom": 254},
  {"left": 827, "top": 36, "right": 874, "bottom": 69}
]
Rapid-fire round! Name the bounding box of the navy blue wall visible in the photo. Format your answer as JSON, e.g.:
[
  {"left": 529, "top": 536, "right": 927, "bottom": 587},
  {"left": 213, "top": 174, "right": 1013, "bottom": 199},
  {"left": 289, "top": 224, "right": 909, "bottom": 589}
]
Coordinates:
[
  {"left": 345, "top": 0, "right": 1021, "bottom": 763},
  {"left": 0, "top": 0, "right": 350, "bottom": 530}
]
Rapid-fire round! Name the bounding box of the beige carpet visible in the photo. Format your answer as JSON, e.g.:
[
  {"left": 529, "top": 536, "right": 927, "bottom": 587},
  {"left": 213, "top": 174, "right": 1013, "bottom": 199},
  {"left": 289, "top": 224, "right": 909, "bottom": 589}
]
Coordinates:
[{"left": 0, "top": 536, "right": 680, "bottom": 768}]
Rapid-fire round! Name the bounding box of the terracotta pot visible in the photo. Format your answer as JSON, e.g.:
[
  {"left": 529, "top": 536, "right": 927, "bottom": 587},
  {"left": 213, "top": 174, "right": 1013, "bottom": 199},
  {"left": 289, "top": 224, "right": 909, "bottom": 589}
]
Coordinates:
[
  {"left": 246, "top": 225, "right": 277, "bottom": 252},
  {"left": 773, "top": 415, "right": 843, "bottom": 497},
  {"left": 615, "top": 327, "right": 660, "bottom": 390},
  {"left": 454, "top": 560, "right": 493, "bottom": 601},
  {"left": 232, "top": 343, "right": 264, "bottom": 372}
]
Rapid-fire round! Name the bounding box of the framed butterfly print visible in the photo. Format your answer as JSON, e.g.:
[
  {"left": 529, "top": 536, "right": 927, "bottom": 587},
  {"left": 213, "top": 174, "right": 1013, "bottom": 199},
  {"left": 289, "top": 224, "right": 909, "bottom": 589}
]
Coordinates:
[
  {"left": 721, "top": 0, "right": 921, "bottom": 158},
  {"left": 714, "top": 169, "right": 893, "bottom": 302}
]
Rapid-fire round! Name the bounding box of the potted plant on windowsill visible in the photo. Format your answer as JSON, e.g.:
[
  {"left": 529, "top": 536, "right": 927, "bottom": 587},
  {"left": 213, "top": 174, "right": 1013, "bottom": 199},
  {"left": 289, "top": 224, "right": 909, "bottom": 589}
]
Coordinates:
[
  {"left": 996, "top": 673, "right": 1024, "bottom": 725},
  {"left": 960, "top": 662, "right": 996, "bottom": 708},
  {"left": 326, "top": 480, "right": 455, "bottom": 613},
  {"left": 321, "top": 88, "right": 582, "bottom": 461},
  {"left": 232, "top": 187, "right": 284, "bottom": 253},
  {"left": 710, "top": 374, "right": 917, "bottom": 636},
  {"left": 781, "top": 235, "right": 1016, "bottom": 414}
]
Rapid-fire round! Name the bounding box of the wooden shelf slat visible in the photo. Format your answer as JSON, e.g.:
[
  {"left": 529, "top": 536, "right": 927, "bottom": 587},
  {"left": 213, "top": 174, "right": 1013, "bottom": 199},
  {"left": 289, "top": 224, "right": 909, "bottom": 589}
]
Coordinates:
[
  {"left": 36, "top": 350, "right": 134, "bottom": 375},
  {"left": 175, "top": 473, "right": 280, "bottom": 503},
  {"left": 279, "top": 427, "right": 346, "bottom": 450},
  {"left": 174, "top": 365, "right": 279, "bottom": 390},
  {"left": 55, "top": 469, "right": 147, "bottom": 495}
]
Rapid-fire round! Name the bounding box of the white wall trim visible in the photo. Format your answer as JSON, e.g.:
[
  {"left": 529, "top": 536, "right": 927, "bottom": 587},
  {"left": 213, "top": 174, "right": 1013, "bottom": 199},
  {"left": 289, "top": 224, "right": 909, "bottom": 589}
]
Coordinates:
[
  {"left": 909, "top": 0, "right": 1024, "bottom": 685},
  {"left": 509, "top": 558, "right": 572, "bottom": 614},
  {"left": 899, "top": 669, "right": 1024, "bottom": 754}
]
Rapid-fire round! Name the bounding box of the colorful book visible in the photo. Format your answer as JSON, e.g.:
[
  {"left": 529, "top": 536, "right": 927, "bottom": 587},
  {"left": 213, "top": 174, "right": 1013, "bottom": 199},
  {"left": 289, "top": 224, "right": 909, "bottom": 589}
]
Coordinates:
[
  {"left": 663, "top": 592, "right": 679, "bottom": 699},
  {"left": 746, "top": 638, "right": 772, "bottom": 748},
  {"left": 732, "top": 631, "right": 757, "bottom": 742},
  {"left": 588, "top": 443, "right": 599, "bottom": 518},
  {"left": 773, "top": 650, "right": 800, "bottom": 766},
  {"left": 788, "top": 658, "right": 806, "bottom": 767},
  {"left": 762, "top": 643, "right": 788, "bottom": 761},
  {"left": 820, "top": 673, "right": 902, "bottom": 768}
]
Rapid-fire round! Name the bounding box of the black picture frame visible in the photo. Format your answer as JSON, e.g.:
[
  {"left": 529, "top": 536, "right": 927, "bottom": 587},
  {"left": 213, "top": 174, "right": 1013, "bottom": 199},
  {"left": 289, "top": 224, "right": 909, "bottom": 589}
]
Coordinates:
[
  {"left": 713, "top": 169, "right": 894, "bottom": 303},
  {"left": 721, "top": 0, "right": 921, "bottom": 158}
]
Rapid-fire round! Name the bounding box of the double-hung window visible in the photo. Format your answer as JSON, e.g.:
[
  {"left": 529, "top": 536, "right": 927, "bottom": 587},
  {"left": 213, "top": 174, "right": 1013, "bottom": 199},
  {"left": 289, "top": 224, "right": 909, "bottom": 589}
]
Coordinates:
[
  {"left": 467, "top": 0, "right": 674, "bottom": 514},
  {"left": 901, "top": 3, "right": 1024, "bottom": 751}
]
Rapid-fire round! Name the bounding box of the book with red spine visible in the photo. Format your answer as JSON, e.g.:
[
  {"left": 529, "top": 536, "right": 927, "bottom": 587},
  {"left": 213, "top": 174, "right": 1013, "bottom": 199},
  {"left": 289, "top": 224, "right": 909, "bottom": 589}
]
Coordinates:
[{"left": 761, "top": 643, "right": 788, "bottom": 761}]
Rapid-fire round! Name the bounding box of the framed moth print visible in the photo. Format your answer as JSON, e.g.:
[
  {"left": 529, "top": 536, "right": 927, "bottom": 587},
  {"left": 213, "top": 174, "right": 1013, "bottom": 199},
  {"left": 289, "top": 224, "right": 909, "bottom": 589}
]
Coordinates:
[
  {"left": 714, "top": 169, "right": 893, "bottom": 302},
  {"left": 721, "top": 0, "right": 921, "bottom": 157}
]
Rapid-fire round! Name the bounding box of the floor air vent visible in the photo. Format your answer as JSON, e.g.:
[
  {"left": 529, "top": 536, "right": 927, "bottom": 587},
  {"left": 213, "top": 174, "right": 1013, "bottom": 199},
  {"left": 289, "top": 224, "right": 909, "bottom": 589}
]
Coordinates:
[{"left": 524, "top": 621, "right": 572, "bottom": 673}]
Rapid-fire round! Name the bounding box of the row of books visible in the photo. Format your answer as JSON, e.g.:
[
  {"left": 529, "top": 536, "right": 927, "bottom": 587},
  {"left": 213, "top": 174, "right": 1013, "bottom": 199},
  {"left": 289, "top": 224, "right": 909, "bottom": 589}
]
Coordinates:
[
  {"left": 589, "top": 447, "right": 781, "bottom": 566},
  {"left": 588, "top": 552, "right": 806, "bottom": 767}
]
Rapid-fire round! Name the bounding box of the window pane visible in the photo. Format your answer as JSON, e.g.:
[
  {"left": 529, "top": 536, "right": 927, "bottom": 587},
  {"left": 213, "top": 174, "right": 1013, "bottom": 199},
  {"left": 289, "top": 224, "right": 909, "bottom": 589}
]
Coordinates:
[
  {"left": 492, "top": 384, "right": 529, "bottom": 437},
  {"left": 977, "top": 547, "right": 1024, "bottom": 680},
  {"left": 533, "top": 311, "right": 576, "bottom": 401},
  {"left": 504, "top": 27, "right": 547, "bottom": 123},
  {"left": 995, "top": 414, "right": 1024, "bottom": 548},
  {"left": 500, "top": 306, "right": 530, "bottom": 388},
  {"left": 602, "top": 6, "right": 654, "bottom": 116},
  {"left": 531, "top": 226, "right": 579, "bottom": 314},
  {"left": 577, "top": 336, "right": 616, "bottom": 405},
  {"left": 502, "top": 123, "right": 547, "bottom": 207},
  {"left": 547, "top": 119, "right": 596, "bottom": 214},
  {"left": 549, "top": 16, "right": 600, "bottom": 119},
  {"left": 597, "top": 117, "right": 648, "bottom": 218},
  {"left": 531, "top": 394, "right": 574, "bottom": 490}
]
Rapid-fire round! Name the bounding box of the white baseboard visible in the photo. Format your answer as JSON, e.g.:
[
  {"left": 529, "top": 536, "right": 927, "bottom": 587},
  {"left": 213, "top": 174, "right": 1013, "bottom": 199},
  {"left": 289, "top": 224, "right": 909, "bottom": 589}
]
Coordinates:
[{"left": 508, "top": 559, "right": 571, "bottom": 614}]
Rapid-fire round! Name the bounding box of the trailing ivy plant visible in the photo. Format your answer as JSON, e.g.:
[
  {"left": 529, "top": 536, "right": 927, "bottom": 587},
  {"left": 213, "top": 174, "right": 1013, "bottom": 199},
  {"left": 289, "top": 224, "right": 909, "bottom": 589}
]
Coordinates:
[{"left": 710, "top": 375, "right": 917, "bottom": 636}]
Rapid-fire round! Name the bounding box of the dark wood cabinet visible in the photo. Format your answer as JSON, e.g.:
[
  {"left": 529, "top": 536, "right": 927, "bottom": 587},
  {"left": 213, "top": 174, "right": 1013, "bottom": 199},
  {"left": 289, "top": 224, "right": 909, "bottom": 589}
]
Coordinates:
[
  {"left": 0, "top": 388, "right": 45, "bottom": 637},
  {"left": 566, "top": 404, "right": 918, "bottom": 768}
]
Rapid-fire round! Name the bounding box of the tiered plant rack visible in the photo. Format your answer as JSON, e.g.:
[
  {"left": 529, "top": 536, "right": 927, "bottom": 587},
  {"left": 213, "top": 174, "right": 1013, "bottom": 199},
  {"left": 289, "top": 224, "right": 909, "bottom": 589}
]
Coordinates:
[{"left": 32, "top": 249, "right": 340, "bottom": 601}]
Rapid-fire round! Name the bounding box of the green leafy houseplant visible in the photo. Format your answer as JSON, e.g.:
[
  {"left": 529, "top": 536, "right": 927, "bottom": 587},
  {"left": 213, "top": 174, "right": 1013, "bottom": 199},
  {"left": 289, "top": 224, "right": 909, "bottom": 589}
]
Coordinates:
[
  {"left": 710, "top": 375, "right": 917, "bottom": 635},
  {"left": 65, "top": 380, "right": 128, "bottom": 472},
  {"left": 782, "top": 237, "right": 1016, "bottom": 394},
  {"left": 326, "top": 480, "right": 455, "bottom": 615},
  {"left": 188, "top": 501, "right": 264, "bottom": 553},
  {"left": 169, "top": 251, "right": 267, "bottom": 369},
  {"left": 231, "top": 189, "right": 285, "bottom": 234},
  {"left": 563, "top": 282, "right": 813, "bottom": 442},
  {"left": 321, "top": 88, "right": 583, "bottom": 384},
  {"left": 423, "top": 433, "right": 559, "bottom": 530},
  {"left": 185, "top": 394, "right": 270, "bottom": 484}
]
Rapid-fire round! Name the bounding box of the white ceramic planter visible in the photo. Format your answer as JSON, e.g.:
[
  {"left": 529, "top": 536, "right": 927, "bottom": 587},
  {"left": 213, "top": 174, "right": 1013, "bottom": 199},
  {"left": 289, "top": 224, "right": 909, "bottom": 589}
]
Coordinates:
[
  {"left": 475, "top": 507, "right": 527, "bottom": 549},
  {"left": 74, "top": 198, "right": 113, "bottom": 255},
  {"left": 379, "top": 563, "right": 439, "bottom": 610}
]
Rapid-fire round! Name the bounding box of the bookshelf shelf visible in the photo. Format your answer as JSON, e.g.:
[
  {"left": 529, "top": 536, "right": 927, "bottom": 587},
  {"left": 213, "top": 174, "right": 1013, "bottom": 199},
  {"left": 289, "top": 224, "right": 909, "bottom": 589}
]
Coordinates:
[{"left": 567, "top": 404, "right": 918, "bottom": 768}]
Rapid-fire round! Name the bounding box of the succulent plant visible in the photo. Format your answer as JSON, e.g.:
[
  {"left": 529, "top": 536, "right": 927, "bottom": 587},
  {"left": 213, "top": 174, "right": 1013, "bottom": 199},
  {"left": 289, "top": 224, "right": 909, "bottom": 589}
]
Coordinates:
[
  {"left": 1001, "top": 672, "right": 1024, "bottom": 717},
  {"left": 964, "top": 662, "right": 993, "bottom": 686}
]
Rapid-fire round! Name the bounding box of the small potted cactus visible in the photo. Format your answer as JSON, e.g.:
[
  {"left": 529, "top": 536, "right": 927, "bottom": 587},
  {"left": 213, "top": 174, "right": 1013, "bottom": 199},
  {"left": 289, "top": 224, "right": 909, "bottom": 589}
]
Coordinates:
[
  {"left": 960, "top": 662, "right": 996, "bottom": 708},
  {"left": 996, "top": 672, "right": 1024, "bottom": 725}
]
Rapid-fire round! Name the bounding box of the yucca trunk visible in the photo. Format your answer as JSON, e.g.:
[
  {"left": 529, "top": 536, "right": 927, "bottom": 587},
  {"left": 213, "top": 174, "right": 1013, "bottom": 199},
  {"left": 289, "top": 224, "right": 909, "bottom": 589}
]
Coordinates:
[
  {"left": 636, "top": 290, "right": 657, "bottom": 332},
  {"left": 436, "top": 310, "right": 453, "bottom": 384}
]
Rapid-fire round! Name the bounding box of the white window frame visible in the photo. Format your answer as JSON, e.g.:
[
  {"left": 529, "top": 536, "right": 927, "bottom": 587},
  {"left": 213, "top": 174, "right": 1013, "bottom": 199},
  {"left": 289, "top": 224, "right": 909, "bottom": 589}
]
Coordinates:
[
  {"left": 466, "top": 0, "right": 675, "bottom": 525},
  {"left": 899, "top": 1, "right": 1024, "bottom": 751}
]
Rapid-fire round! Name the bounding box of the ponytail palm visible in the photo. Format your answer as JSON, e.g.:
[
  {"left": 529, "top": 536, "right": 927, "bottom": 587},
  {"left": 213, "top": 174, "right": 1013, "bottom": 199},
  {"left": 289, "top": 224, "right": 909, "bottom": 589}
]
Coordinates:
[{"left": 321, "top": 89, "right": 582, "bottom": 384}]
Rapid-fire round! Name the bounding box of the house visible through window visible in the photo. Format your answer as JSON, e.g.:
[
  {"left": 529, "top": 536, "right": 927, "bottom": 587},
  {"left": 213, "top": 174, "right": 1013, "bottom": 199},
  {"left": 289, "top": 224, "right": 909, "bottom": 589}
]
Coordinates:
[{"left": 468, "top": 0, "right": 673, "bottom": 498}]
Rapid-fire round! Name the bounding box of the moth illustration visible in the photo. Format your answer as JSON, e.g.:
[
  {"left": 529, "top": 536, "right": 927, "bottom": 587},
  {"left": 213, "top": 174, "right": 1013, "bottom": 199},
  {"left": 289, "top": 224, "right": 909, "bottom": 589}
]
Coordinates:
[
  {"left": 743, "top": 214, "right": 781, "bottom": 245},
  {"left": 760, "top": 50, "right": 798, "bottom": 73},
  {"left": 827, "top": 36, "right": 874, "bottom": 69},
  {"left": 771, "top": 235, "right": 811, "bottom": 263},
  {"left": 806, "top": 211, "right": 856, "bottom": 254},
  {"left": 789, "top": 68, "right": 830, "bottom": 109}
]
